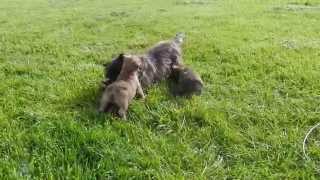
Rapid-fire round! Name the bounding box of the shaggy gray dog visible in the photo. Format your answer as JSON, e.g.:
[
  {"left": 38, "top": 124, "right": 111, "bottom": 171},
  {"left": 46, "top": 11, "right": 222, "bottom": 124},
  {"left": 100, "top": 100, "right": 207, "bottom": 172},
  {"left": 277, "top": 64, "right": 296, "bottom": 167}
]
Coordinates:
[{"left": 103, "top": 33, "right": 185, "bottom": 88}]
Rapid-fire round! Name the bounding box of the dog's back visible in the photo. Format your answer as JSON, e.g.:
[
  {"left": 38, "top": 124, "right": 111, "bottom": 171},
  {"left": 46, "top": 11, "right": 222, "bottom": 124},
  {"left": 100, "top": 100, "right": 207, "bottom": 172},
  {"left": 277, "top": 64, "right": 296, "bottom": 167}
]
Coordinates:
[
  {"left": 99, "top": 79, "right": 136, "bottom": 118},
  {"left": 147, "top": 33, "right": 184, "bottom": 64},
  {"left": 146, "top": 33, "right": 185, "bottom": 83}
]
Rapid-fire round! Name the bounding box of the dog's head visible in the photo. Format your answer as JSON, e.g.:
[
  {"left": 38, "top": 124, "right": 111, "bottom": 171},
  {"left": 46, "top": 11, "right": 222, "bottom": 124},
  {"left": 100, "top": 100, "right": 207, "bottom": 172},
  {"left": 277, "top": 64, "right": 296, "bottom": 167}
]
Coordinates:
[{"left": 122, "top": 54, "right": 144, "bottom": 73}]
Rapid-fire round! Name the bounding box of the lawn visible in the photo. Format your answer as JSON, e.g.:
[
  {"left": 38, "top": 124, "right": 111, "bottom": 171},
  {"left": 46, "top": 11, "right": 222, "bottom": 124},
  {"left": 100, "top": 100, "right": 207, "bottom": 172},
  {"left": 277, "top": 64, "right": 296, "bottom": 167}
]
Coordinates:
[{"left": 0, "top": 0, "right": 320, "bottom": 178}]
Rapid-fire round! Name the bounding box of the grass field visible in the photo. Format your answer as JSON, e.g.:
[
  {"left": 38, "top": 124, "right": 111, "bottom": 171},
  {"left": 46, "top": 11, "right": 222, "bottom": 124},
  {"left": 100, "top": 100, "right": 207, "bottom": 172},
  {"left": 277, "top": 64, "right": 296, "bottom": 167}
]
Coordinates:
[{"left": 1, "top": 0, "right": 320, "bottom": 178}]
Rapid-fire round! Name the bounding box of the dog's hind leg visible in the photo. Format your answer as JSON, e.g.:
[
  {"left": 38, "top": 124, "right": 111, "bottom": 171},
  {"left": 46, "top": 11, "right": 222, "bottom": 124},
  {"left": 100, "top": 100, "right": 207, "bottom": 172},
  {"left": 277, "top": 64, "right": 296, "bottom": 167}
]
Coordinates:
[
  {"left": 117, "top": 108, "right": 127, "bottom": 120},
  {"left": 105, "top": 103, "right": 115, "bottom": 113},
  {"left": 116, "top": 99, "right": 128, "bottom": 120}
]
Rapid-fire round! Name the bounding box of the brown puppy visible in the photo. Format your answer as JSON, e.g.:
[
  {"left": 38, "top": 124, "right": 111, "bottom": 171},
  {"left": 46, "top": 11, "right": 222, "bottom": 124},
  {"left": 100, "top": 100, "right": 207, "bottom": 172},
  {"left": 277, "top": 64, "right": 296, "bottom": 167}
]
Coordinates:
[
  {"left": 170, "top": 64, "right": 203, "bottom": 97},
  {"left": 99, "top": 54, "right": 145, "bottom": 119}
]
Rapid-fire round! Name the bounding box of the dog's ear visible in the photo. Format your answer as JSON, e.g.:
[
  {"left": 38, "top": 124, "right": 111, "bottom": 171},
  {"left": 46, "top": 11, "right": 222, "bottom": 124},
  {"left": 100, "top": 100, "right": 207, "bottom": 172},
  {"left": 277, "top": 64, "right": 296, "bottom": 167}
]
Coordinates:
[
  {"left": 101, "top": 79, "right": 112, "bottom": 86},
  {"left": 103, "top": 62, "right": 111, "bottom": 67},
  {"left": 103, "top": 53, "right": 124, "bottom": 67},
  {"left": 118, "top": 53, "right": 124, "bottom": 59},
  {"left": 172, "top": 64, "right": 181, "bottom": 70},
  {"left": 138, "top": 56, "right": 147, "bottom": 69},
  {"left": 139, "top": 56, "right": 146, "bottom": 63}
]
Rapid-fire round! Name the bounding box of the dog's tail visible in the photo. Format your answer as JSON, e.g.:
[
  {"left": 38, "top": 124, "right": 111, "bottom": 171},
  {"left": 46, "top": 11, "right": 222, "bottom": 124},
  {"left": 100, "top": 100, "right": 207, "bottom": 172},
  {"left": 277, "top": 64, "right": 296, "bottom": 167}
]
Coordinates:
[{"left": 173, "top": 32, "right": 185, "bottom": 45}]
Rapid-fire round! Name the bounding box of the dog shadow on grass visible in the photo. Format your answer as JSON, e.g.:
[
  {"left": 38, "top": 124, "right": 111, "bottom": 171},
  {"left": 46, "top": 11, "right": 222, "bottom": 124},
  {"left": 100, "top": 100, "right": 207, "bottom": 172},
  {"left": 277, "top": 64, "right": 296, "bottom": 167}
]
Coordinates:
[
  {"left": 66, "top": 78, "right": 206, "bottom": 129},
  {"left": 66, "top": 83, "right": 115, "bottom": 126}
]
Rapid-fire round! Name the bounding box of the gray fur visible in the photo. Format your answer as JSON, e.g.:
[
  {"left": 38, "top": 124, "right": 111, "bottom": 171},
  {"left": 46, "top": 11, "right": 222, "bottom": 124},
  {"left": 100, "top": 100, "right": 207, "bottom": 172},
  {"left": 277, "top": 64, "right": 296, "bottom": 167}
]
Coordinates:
[
  {"left": 170, "top": 64, "right": 203, "bottom": 97},
  {"left": 103, "top": 33, "right": 185, "bottom": 89}
]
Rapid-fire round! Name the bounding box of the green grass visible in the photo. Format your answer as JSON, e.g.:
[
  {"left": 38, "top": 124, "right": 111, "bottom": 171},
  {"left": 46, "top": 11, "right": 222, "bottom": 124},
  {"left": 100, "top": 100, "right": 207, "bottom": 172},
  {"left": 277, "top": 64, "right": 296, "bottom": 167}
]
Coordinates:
[{"left": 1, "top": 0, "right": 320, "bottom": 178}]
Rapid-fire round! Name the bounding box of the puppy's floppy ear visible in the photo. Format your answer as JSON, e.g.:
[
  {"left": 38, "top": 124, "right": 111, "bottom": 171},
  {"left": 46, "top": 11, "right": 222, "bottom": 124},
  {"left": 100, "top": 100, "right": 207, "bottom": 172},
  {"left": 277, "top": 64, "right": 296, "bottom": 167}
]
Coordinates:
[
  {"left": 138, "top": 56, "right": 147, "bottom": 69},
  {"left": 139, "top": 56, "right": 146, "bottom": 63},
  {"left": 102, "top": 79, "right": 111, "bottom": 85}
]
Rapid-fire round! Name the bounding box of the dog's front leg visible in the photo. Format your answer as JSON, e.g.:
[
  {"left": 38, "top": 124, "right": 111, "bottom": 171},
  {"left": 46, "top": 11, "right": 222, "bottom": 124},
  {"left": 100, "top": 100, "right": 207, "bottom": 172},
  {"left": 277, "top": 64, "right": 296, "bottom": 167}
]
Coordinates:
[{"left": 136, "top": 79, "right": 145, "bottom": 99}]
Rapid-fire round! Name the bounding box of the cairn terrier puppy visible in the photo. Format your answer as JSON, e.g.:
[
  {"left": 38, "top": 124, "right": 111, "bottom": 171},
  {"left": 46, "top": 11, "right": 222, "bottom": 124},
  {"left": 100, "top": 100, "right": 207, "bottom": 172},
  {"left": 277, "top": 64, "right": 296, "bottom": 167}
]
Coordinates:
[
  {"left": 99, "top": 54, "right": 145, "bottom": 119},
  {"left": 170, "top": 64, "right": 203, "bottom": 97}
]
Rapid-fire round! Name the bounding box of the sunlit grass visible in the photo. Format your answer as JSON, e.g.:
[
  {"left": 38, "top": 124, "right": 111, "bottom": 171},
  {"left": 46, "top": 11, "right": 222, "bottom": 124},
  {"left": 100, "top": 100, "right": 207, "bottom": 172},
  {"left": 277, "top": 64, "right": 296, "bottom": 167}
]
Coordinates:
[{"left": 0, "top": 0, "right": 319, "bottom": 178}]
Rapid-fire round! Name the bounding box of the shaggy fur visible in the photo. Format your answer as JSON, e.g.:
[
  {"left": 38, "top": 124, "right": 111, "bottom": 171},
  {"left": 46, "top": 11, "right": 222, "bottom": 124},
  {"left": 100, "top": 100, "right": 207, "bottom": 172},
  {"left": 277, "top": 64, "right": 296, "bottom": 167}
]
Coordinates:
[
  {"left": 103, "top": 33, "right": 185, "bottom": 89},
  {"left": 102, "top": 54, "right": 124, "bottom": 86},
  {"left": 99, "top": 54, "right": 145, "bottom": 119},
  {"left": 170, "top": 64, "right": 203, "bottom": 97}
]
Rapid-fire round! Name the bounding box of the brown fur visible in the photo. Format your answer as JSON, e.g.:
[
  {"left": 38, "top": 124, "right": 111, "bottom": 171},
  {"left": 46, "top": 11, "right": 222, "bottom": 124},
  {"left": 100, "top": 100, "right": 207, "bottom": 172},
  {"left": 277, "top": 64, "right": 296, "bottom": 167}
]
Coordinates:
[
  {"left": 170, "top": 64, "right": 203, "bottom": 97},
  {"left": 99, "top": 55, "right": 145, "bottom": 119}
]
